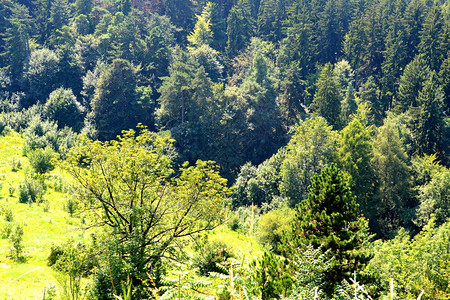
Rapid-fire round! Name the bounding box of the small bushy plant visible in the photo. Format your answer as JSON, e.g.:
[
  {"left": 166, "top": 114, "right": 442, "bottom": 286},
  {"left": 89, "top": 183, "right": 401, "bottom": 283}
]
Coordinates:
[
  {"left": 192, "top": 238, "right": 235, "bottom": 276},
  {"left": 27, "top": 147, "right": 56, "bottom": 174},
  {"left": 18, "top": 176, "right": 45, "bottom": 204},
  {"left": 1, "top": 222, "right": 13, "bottom": 239},
  {"left": 9, "top": 224, "right": 24, "bottom": 259}
]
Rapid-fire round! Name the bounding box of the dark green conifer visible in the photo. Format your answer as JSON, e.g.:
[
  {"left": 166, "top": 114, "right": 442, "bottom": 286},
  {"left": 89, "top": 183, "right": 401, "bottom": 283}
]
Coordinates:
[{"left": 285, "top": 164, "right": 370, "bottom": 294}]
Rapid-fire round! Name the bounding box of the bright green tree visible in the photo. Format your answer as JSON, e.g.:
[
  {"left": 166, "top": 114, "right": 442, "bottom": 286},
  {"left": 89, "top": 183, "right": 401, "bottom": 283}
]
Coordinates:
[
  {"left": 280, "top": 116, "right": 338, "bottom": 207},
  {"left": 338, "top": 116, "right": 376, "bottom": 222},
  {"left": 62, "top": 128, "right": 231, "bottom": 297},
  {"left": 187, "top": 2, "right": 213, "bottom": 47},
  {"left": 372, "top": 116, "right": 411, "bottom": 238}
]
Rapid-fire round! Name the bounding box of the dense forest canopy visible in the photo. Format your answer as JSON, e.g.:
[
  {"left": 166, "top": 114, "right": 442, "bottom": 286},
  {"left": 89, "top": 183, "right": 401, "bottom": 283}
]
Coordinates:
[{"left": 0, "top": 0, "right": 449, "bottom": 298}]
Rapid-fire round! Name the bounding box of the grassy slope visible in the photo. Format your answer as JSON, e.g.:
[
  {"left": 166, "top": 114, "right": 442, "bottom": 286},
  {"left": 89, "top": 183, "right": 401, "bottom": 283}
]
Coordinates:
[{"left": 0, "top": 131, "right": 83, "bottom": 299}]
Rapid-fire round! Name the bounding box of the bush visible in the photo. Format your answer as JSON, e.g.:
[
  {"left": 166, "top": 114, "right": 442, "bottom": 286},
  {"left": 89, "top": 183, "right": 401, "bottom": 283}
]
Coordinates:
[
  {"left": 1, "top": 222, "right": 13, "bottom": 239},
  {"left": 28, "top": 147, "right": 56, "bottom": 174},
  {"left": 10, "top": 158, "right": 21, "bottom": 172},
  {"left": 18, "top": 177, "right": 45, "bottom": 204},
  {"left": 192, "top": 238, "right": 235, "bottom": 276},
  {"left": 2, "top": 206, "right": 14, "bottom": 222},
  {"left": 9, "top": 224, "right": 24, "bottom": 259},
  {"left": 66, "top": 198, "right": 77, "bottom": 217},
  {"left": 256, "top": 206, "right": 293, "bottom": 253}
]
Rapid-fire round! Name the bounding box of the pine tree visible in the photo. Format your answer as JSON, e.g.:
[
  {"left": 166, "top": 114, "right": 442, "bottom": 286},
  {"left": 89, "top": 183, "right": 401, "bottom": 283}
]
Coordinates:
[
  {"left": 312, "top": 63, "right": 342, "bottom": 128},
  {"left": 284, "top": 164, "right": 370, "bottom": 294}
]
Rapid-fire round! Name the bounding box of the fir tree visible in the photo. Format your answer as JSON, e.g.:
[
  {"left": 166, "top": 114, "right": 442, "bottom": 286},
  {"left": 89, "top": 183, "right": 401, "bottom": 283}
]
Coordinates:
[
  {"left": 312, "top": 63, "right": 342, "bottom": 128},
  {"left": 410, "top": 71, "right": 444, "bottom": 157}
]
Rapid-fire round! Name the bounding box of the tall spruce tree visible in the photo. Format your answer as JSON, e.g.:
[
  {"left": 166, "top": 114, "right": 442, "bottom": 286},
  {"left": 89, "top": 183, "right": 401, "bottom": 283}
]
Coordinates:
[
  {"left": 312, "top": 63, "right": 342, "bottom": 128},
  {"left": 396, "top": 54, "right": 430, "bottom": 112},
  {"left": 410, "top": 71, "right": 445, "bottom": 157},
  {"left": 226, "top": 0, "right": 254, "bottom": 57}
]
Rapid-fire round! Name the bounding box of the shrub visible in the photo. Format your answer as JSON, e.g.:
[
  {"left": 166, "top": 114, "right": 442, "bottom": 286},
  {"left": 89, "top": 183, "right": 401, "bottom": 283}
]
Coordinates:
[
  {"left": 1, "top": 222, "right": 13, "bottom": 239},
  {"left": 9, "top": 224, "right": 24, "bottom": 259},
  {"left": 193, "top": 238, "right": 235, "bottom": 276},
  {"left": 18, "top": 177, "right": 45, "bottom": 204},
  {"left": 8, "top": 184, "right": 15, "bottom": 196},
  {"left": 28, "top": 147, "right": 56, "bottom": 174},
  {"left": 256, "top": 206, "right": 293, "bottom": 253},
  {"left": 10, "top": 158, "right": 21, "bottom": 172},
  {"left": 2, "top": 206, "right": 14, "bottom": 222},
  {"left": 66, "top": 198, "right": 77, "bottom": 217}
]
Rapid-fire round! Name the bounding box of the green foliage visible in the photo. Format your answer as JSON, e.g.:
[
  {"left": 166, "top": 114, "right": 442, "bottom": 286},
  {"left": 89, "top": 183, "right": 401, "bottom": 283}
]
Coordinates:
[
  {"left": 252, "top": 251, "right": 291, "bottom": 299},
  {"left": 283, "top": 246, "right": 333, "bottom": 300},
  {"left": 27, "top": 147, "right": 56, "bottom": 174},
  {"left": 371, "top": 116, "right": 412, "bottom": 238},
  {"left": 396, "top": 54, "right": 430, "bottom": 113},
  {"left": 312, "top": 63, "right": 342, "bottom": 128},
  {"left": 226, "top": 0, "right": 254, "bottom": 57},
  {"left": 51, "top": 240, "right": 94, "bottom": 300},
  {"left": 256, "top": 205, "right": 293, "bottom": 254},
  {"left": 187, "top": 3, "right": 213, "bottom": 47},
  {"left": 91, "top": 59, "right": 142, "bottom": 140},
  {"left": 192, "top": 238, "right": 235, "bottom": 276},
  {"left": 18, "top": 176, "right": 45, "bottom": 204},
  {"left": 280, "top": 116, "right": 338, "bottom": 207},
  {"left": 415, "top": 169, "right": 450, "bottom": 228},
  {"left": 233, "top": 148, "right": 285, "bottom": 207},
  {"left": 212, "top": 257, "right": 260, "bottom": 300},
  {"left": 284, "top": 164, "right": 371, "bottom": 294},
  {"left": 9, "top": 224, "right": 24, "bottom": 259},
  {"left": 338, "top": 116, "right": 376, "bottom": 221},
  {"left": 23, "top": 48, "right": 60, "bottom": 106},
  {"left": 154, "top": 262, "right": 212, "bottom": 299},
  {"left": 409, "top": 71, "right": 445, "bottom": 157},
  {"left": 1, "top": 205, "right": 14, "bottom": 222},
  {"left": 366, "top": 218, "right": 450, "bottom": 299},
  {"left": 44, "top": 88, "right": 85, "bottom": 131},
  {"left": 63, "top": 128, "right": 231, "bottom": 295}
]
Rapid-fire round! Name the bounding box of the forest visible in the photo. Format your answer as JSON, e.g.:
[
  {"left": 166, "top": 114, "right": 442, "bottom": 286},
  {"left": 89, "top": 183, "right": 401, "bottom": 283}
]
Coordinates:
[{"left": 0, "top": 0, "right": 449, "bottom": 298}]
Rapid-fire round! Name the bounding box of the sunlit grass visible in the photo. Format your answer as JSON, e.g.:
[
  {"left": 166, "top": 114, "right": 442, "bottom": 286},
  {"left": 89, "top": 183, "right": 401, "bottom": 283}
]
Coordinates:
[{"left": 0, "top": 131, "right": 83, "bottom": 299}]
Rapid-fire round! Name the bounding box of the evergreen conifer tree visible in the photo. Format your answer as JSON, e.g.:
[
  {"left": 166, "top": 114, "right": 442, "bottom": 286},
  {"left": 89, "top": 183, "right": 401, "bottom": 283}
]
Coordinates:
[
  {"left": 284, "top": 164, "right": 370, "bottom": 294},
  {"left": 312, "top": 63, "right": 342, "bottom": 128}
]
